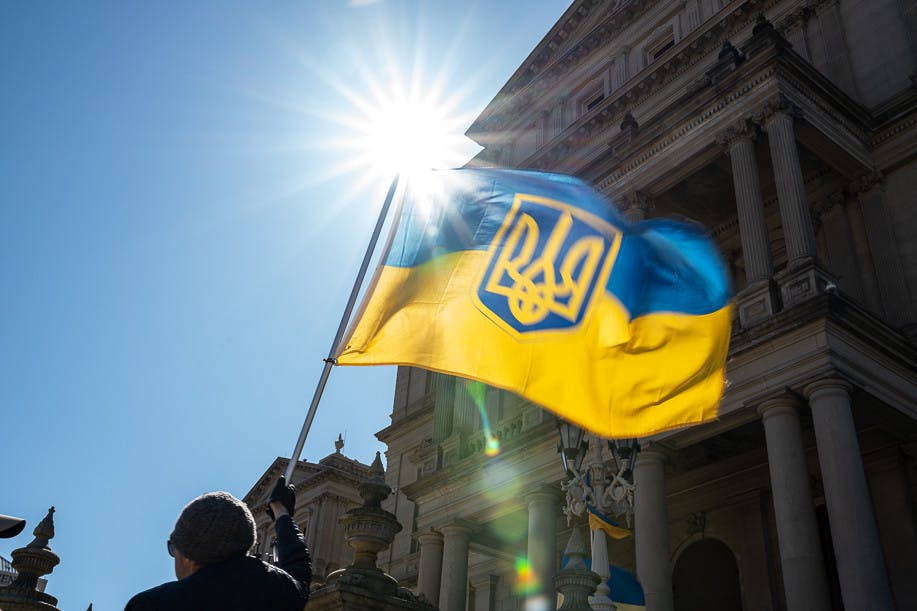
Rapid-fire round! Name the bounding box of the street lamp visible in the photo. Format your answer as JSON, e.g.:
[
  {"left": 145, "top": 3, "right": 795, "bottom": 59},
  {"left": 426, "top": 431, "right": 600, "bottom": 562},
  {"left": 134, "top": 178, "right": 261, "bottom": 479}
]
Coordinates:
[
  {"left": 0, "top": 514, "right": 26, "bottom": 539},
  {"left": 557, "top": 419, "right": 588, "bottom": 476},
  {"left": 556, "top": 419, "right": 639, "bottom": 611}
]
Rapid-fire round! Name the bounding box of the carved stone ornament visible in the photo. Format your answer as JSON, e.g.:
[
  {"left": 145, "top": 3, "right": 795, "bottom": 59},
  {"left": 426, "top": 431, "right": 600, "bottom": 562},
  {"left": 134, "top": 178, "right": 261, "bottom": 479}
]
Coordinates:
[
  {"left": 716, "top": 118, "right": 759, "bottom": 147},
  {"left": 757, "top": 94, "right": 802, "bottom": 125},
  {"left": 0, "top": 507, "right": 61, "bottom": 610},
  {"left": 848, "top": 170, "right": 884, "bottom": 196},
  {"left": 554, "top": 527, "right": 602, "bottom": 611}
]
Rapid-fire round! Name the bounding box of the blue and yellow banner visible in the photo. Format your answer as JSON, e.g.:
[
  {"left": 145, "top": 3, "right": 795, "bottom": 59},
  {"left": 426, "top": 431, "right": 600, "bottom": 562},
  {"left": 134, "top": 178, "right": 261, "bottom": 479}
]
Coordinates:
[
  {"left": 587, "top": 505, "right": 631, "bottom": 540},
  {"left": 335, "top": 169, "right": 732, "bottom": 438},
  {"left": 560, "top": 556, "right": 646, "bottom": 610}
]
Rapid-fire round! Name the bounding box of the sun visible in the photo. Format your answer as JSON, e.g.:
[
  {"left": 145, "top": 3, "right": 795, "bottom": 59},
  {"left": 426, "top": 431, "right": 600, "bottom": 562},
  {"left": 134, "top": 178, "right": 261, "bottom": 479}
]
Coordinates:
[{"left": 352, "top": 86, "right": 476, "bottom": 180}]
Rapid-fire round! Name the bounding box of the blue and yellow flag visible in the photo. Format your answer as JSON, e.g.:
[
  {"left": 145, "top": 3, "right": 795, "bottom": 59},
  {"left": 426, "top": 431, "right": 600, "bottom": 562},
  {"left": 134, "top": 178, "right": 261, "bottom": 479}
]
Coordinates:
[
  {"left": 587, "top": 505, "right": 631, "bottom": 540},
  {"left": 335, "top": 169, "right": 732, "bottom": 438},
  {"left": 560, "top": 556, "right": 646, "bottom": 610}
]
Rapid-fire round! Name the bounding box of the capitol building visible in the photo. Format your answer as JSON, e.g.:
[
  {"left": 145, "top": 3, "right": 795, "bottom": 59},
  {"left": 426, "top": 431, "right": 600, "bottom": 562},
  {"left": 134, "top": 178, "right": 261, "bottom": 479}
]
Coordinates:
[{"left": 248, "top": 1, "right": 917, "bottom": 609}]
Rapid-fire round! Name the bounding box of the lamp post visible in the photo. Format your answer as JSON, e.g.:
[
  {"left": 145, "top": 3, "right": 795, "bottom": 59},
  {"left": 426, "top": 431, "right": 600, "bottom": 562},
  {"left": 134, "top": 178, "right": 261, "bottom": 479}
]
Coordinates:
[{"left": 556, "top": 419, "right": 638, "bottom": 611}]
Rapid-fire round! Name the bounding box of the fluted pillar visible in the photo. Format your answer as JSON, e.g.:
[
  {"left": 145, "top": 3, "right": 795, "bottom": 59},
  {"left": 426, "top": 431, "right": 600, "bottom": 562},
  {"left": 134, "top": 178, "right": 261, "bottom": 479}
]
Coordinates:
[
  {"left": 724, "top": 123, "right": 772, "bottom": 283},
  {"left": 805, "top": 379, "right": 894, "bottom": 610},
  {"left": 526, "top": 487, "right": 560, "bottom": 604},
  {"left": 634, "top": 449, "right": 673, "bottom": 611},
  {"left": 471, "top": 575, "right": 498, "bottom": 611},
  {"left": 844, "top": 197, "right": 884, "bottom": 315},
  {"left": 439, "top": 523, "right": 472, "bottom": 611},
  {"left": 624, "top": 191, "right": 651, "bottom": 223},
  {"left": 764, "top": 101, "right": 817, "bottom": 265},
  {"left": 758, "top": 396, "right": 831, "bottom": 611},
  {"left": 417, "top": 529, "right": 444, "bottom": 605}
]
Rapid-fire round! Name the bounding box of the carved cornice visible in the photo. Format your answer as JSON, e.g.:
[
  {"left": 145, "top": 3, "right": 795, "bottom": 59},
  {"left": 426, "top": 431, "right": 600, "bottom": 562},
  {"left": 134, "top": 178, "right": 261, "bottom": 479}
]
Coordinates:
[
  {"left": 476, "top": 0, "right": 783, "bottom": 151},
  {"left": 528, "top": 0, "right": 785, "bottom": 174},
  {"left": 779, "top": 0, "right": 839, "bottom": 33},
  {"left": 470, "top": 0, "right": 657, "bottom": 136}
]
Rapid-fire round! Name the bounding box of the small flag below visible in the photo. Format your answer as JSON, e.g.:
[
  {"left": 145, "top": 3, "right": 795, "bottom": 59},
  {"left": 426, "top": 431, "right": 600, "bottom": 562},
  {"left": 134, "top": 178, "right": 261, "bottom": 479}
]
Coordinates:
[{"left": 587, "top": 505, "right": 631, "bottom": 540}]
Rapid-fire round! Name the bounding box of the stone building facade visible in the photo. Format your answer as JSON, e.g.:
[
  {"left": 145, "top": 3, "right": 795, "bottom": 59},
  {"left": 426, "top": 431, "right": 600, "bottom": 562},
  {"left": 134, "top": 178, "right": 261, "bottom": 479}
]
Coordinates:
[
  {"left": 376, "top": 1, "right": 917, "bottom": 611},
  {"left": 244, "top": 438, "right": 371, "bottom": 584}
]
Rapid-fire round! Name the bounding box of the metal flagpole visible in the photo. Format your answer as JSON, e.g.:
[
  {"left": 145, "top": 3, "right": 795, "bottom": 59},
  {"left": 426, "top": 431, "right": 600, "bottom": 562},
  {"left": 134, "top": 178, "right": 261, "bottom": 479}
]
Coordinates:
[{"left": 284, "top": 174, "right": 402, "bottom": 482}]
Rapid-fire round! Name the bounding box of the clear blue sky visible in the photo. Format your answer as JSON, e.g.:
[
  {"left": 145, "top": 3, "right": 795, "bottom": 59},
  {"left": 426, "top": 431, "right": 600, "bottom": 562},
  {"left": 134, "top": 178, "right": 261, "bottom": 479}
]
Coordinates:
[{"left": 0, "top": 1, "right": 570, "bottom": 608}]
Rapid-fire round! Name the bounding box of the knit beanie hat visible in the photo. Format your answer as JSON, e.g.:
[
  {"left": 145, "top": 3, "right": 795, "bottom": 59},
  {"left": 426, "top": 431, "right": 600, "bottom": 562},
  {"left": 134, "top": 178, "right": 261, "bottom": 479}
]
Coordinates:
[{"left": 169, "top": 491, "right": 256, "bottom": 564}]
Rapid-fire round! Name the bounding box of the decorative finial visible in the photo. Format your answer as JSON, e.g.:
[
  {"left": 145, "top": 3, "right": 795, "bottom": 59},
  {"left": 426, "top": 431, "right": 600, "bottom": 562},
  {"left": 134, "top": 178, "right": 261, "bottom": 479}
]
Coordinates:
[
  {"left": 27, "top": 507, "right": 55, "bottom": 549},
  {"left": 563, "top": 526, "right": 589, "bottom": 571},
  {"left": 719, "top": 39, "right": 740, "bottom": 61},
  {"left": 753, "top": 14, "right": 775, "bottom": 36},
  {"left": 335, "top": 433, "right": 344, "bottom": 453}
]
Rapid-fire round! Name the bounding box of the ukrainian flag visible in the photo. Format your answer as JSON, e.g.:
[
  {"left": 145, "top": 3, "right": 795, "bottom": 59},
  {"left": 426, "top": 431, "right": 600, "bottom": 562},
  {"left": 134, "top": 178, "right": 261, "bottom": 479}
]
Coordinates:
[
  {"left": 587, "top": 505, "right": 631, "bottom": 540},
  {"left": 336, "top": 169, "right": 732, "bottom": 438},
  {"left": 559, "top": 556, "right": 646, "bottom": 610}
]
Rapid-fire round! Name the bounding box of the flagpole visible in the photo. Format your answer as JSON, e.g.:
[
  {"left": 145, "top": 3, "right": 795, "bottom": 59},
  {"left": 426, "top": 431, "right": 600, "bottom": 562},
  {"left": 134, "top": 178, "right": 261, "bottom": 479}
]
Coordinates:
[{"left": 284, "top": 174, "right": 401, "bottom": 482}]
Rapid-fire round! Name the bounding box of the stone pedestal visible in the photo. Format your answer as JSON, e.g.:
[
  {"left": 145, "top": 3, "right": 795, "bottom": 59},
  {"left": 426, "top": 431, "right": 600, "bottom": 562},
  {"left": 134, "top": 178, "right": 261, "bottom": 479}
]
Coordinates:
[
  {"left": 737, "top": 280, "right": 778, "bottom": 327},
  {"left": 311, "top": 452, "right": 436, "bottom": 611},
  {"left": 774, "top": 259, "right": 834, "bottom": 308},
  {"left": 0, "top": 507, "right": 60, "bottom": 611},
  {"left": 556, "top": 527, "right": 602, "bottom": 611}
]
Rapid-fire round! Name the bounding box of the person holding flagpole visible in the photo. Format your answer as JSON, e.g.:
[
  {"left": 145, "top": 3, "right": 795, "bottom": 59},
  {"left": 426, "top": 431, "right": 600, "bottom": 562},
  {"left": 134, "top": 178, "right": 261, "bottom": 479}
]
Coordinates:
[{"left": 125, "top": 477, "right": 311, "bottom": 611}]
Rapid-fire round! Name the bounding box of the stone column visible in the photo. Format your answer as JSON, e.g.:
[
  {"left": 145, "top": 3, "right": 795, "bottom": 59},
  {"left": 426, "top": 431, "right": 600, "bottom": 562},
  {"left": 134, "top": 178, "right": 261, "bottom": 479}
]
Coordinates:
[
  {"left": 439, "top": 523, "right": 472, "bottom": 611},
  {"left": 758, "top": 395, "right": 831, "bottom": 611},
  {"left": 416, "top": 529, "right": 444, "bottom": 606},
  {"left": 471, "top": 575, "right": 498, "bottom": 611},
  {"left": 844, "top": 197, "right": 884, "bottom": 315},
  {"left": 721, "top": 121, "right": 772, "bottom": 283},
  {"left": 624, "top": 191, "right": 652, "bottom": 223},
  {"left": 763, "top": 99, "right": 817, "bottom": 265},
  {"left": 453, "top": 381, "right": 477, "bottom": 433},
  {"left": 805, "top": 379, "right": 894, "bottom": 610},
  {"left": 432, "top": 374, "right": 456, "bottom": 443},
  {"left": 854, "top": 174, "right": 915, "bottom": 329},
  {"left": 634, "top": 448, "right": 674, "bottom": 611},
  {"left": 526, "top": 487, "right": 560, "bottom": 604}
]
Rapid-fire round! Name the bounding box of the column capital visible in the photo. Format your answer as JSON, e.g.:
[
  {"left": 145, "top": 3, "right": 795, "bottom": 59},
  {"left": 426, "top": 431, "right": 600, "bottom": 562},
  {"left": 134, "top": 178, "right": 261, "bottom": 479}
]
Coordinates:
[
  {"left": 848, "top": 170, "right": 884, "bottom": 197},
  {"left": 440, "top": 521, "right": 475, "bottom": 538},
  {"left": 716, "top": 118, "right": 759, "bottom": 148},
  {"left": 525, "top": 484, "right": 564, "bottom": 506},
  {"left": 416, "top": 528, "right": 444, "bottom": 545},
  {"left": 804, "top": 377, "right": 852, "bottom": 401},
  {"left": 758, "top": 94, "right": 802, "bottom": 126},
  {"left": 635, "top": 447, "right": 668, "bottom": 467},
  {"left": 624, "top": 190, "right": 653, "bottom": 222},
  {"left": 757, "top": 392, "right": 803, "bottom": 420}
]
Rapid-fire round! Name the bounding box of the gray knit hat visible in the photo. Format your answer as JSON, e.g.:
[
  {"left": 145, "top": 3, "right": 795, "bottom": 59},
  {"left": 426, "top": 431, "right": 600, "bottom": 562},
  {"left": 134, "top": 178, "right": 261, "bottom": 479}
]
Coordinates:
[{"left": 169, "top": 491, "right": 256, "bottom": 564}]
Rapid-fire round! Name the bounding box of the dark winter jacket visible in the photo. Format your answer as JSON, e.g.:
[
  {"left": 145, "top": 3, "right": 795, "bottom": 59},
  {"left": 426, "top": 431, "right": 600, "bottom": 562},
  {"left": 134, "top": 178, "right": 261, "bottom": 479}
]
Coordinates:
[{"left": 125, "top": 515, "right": 311, "bottom": 611}]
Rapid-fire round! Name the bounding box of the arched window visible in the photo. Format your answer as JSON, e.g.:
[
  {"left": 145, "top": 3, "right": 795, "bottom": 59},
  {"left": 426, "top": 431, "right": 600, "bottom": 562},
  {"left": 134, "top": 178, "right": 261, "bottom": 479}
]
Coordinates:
[{"left": 673, "top": 538, "right": 742, "bottom": 611}]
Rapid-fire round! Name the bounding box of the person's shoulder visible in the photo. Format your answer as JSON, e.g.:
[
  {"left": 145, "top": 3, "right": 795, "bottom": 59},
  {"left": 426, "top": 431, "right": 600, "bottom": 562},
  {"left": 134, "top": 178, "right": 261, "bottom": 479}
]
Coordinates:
[{"left": 124, "top": 580, "right": 185, "bottom": 610}]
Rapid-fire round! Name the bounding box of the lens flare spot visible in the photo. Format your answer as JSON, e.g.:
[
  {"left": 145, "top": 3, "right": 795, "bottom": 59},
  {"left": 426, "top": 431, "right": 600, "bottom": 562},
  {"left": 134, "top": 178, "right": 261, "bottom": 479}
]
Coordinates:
[
  {"left": 485, "top": 434, "right": 500, "bottom": 457},
  {"left": 525, "top": 595, "right": 551, "bottom": 611},
  {"left": 481, "top": 460, "right": 522, "bottom": 504},
  {"left": 514, "top": 556, "right": 540, "bottom": 596}
]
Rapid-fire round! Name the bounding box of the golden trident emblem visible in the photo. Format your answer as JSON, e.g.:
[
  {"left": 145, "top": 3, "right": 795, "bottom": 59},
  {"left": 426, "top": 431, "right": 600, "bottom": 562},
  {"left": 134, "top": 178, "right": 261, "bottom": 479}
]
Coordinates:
[{"left": 480, "top": 195, "right": 615, "bottom": 330}]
